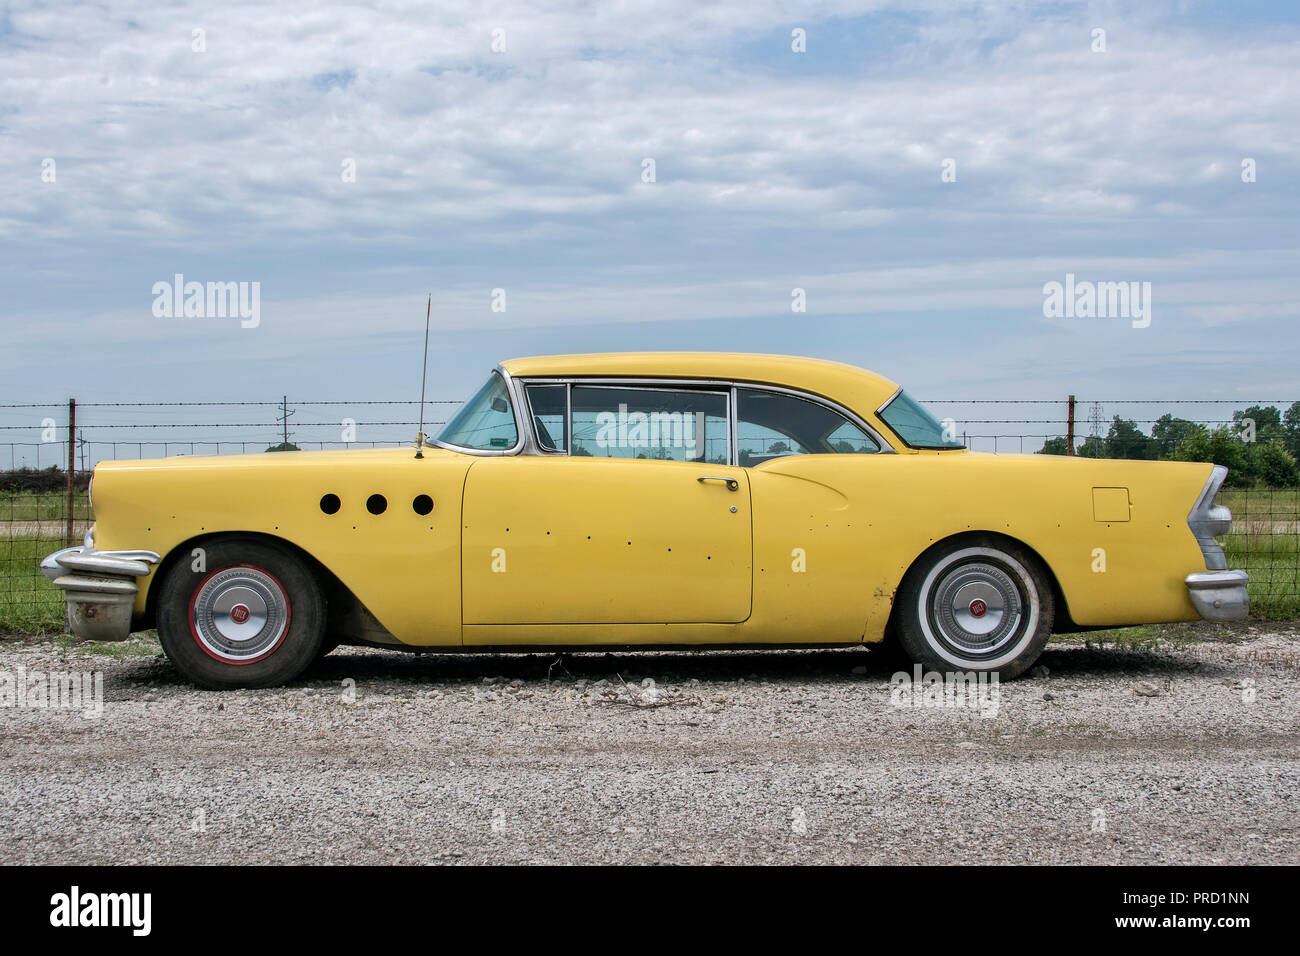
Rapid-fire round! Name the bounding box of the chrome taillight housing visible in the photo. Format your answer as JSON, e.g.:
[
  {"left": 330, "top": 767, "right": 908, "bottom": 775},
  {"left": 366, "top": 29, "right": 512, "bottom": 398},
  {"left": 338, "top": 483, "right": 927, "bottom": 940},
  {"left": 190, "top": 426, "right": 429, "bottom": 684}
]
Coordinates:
[{"left": 1188, "top": 464, "right": 1231, "bottom": 570}]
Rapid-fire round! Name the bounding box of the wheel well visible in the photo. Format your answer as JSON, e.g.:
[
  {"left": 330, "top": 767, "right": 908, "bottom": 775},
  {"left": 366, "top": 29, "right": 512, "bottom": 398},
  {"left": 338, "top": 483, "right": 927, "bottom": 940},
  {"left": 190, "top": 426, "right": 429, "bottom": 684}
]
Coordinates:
[
  {"left": 882, "top": 530, "right": 1077, "bottom": 641},
  {"left": 143, "top": 531, "right": 354, "bottom": 629}
]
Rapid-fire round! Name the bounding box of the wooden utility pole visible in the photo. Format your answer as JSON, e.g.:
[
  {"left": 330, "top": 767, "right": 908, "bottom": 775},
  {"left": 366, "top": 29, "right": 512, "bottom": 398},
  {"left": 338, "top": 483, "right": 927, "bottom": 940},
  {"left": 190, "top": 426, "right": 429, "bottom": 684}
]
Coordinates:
[{"left": 1066, "top": 394, "right": 1076, "bottom": 456}]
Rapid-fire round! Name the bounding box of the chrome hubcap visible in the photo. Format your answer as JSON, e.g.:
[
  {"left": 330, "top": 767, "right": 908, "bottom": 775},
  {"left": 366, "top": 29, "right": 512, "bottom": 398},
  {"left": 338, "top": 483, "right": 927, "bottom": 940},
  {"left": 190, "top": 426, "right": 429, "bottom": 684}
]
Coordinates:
[
  {"left": 192, "top": 567, "right": 289, "bottom": 663},
  {"left": 930, "top": 561, "right": 1024, "bottom": 656}
]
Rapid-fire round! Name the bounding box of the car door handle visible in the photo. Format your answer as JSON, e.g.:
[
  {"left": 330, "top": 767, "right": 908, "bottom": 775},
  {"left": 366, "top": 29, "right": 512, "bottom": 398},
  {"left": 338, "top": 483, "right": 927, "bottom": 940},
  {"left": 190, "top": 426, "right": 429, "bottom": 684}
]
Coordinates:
[{"left": 697, "top": 475, "right": 739, "bottom": 491}]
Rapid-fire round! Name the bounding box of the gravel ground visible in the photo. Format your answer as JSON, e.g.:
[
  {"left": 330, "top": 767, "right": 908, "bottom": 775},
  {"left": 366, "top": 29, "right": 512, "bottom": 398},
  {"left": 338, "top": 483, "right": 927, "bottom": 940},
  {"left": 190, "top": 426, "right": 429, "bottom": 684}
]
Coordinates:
[{"left": 1, "top": 623, "right": 1297, "bottom": 865}]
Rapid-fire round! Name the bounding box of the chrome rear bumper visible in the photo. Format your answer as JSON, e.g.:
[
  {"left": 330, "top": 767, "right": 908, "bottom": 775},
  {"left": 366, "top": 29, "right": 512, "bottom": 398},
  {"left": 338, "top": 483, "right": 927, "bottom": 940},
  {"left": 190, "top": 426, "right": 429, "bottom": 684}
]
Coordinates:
[
  {"left": 40, "top": 545, "right": 160, "bottom": 641},
  {"left": 1185, "top": 569, "right": 1249, "bottom": 622}
]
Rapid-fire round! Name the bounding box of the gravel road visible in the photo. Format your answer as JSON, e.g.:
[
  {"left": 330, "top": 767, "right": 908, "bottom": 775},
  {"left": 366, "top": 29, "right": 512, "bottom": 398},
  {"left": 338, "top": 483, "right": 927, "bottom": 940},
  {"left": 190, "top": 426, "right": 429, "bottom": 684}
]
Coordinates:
[{"left": 2, "top": 624, "right": 1297, "bottom": 865}]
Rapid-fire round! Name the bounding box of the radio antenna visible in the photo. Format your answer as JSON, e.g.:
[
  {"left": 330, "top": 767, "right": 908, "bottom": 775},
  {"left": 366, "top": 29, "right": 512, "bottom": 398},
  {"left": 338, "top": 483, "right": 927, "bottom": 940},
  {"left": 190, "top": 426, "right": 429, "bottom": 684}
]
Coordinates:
[{"left": 415, "top": 293, "right": 431, "bottom": 459}]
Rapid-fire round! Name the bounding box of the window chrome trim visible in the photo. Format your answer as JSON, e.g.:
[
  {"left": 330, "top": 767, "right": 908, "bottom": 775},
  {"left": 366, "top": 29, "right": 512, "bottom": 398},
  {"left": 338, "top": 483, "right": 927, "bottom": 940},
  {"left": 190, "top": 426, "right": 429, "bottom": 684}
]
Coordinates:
[
  {"left": 430, "top": 366, "right": 528, "bottom": 457},
  {"left": 729, "top": 386, "right": 740, "bottom": 467},
  {"left": 565, "top": 381, "right": 732, "bottom": 464},
  {"left": 876, "top": 386, "right": 904, "bottom": 417},
  {"left": 511, "top": 375, "right": 896, "bottom": 461},
  {"left": 521, "top": 382, "right": 570, "bottom": 455}
]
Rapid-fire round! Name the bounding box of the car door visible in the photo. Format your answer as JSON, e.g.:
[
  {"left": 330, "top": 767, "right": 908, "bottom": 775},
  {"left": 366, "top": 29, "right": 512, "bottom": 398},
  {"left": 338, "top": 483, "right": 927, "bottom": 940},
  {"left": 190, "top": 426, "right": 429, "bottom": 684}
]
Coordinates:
[
  {"left": 460, "top": 384, "right": 752, "bottom": 626},
  {"left": 734, "top": 385, "right": 891, "bottom": 642}
]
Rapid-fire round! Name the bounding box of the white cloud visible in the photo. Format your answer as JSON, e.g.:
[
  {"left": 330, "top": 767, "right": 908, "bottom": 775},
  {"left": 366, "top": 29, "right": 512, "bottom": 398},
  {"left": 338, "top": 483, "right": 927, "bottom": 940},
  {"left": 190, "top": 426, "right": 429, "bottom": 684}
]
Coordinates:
[
  {"left": 4, "top": 1, "right": 1297, "bottom": 242},
  {"left": 1, "top": 0, "right": 1297, "bottom": 410}
]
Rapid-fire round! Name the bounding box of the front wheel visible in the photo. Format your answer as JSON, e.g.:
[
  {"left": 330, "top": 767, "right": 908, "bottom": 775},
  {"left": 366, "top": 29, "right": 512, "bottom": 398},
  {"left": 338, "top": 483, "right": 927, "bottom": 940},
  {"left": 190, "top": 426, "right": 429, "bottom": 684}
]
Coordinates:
[
  {"left": 895, "top": 538, "right": 1053, "bottom": 680},
  {"left": 157, "top": 538, "right": 325, "bottom": 689}
]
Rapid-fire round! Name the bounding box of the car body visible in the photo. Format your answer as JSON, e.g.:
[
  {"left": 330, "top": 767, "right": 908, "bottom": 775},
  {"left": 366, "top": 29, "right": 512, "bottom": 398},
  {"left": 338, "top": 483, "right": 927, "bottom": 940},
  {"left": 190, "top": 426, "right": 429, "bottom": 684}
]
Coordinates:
[{"left": 42, "top": 352, "right": 1247, "bottom": 687}]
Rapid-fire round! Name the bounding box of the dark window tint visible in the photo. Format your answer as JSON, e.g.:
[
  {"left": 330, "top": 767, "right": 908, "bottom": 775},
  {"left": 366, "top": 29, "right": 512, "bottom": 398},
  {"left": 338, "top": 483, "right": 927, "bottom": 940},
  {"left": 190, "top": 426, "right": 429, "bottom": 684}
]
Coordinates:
[
  {"left": 525, "top": 384, "right": 567, "bottom": 452},
  {"left": 736, "top": 388, "right": 878, "bottom": 466}
]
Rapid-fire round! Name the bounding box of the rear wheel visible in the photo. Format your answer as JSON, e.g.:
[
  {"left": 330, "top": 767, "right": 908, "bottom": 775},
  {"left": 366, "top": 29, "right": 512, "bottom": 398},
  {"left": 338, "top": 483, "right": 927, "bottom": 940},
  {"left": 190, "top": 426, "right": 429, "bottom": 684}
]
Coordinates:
[
  {"left": 157, "top": 538, "right": 325, "bottom": 689},
  {"left": 895, "top": 537, "right": 1053, "bottom": 680}
]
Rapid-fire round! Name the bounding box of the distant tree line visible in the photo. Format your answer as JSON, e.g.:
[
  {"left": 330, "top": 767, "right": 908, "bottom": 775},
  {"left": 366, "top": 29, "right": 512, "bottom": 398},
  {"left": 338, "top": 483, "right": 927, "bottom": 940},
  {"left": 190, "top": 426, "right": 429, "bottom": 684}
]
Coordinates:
[
  {"left": 0, "top": 467, "right": 92, "bottom": 493},
  {"left": 1038, "top": 403, "right": 1300, "bottom": 487}
]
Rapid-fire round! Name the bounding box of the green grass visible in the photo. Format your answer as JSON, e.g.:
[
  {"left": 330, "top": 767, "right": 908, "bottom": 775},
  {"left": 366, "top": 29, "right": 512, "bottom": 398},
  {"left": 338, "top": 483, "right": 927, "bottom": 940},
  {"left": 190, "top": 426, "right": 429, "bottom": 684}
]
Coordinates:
[
  {"left": 0, "top": 534, "right": 70, "bottom": 634},
  {"left": 1219, "top": 486, "right": 1300, "bottom": 616},
  {"left": 1225, "top": 549, "right": 1300, "bottom": 617},
  {"left": 1091, "top": 625, "right": 1168, "bottom": 649},
  {"left": 1218, "top": 487, "right": 1300, "bottom": 523},
  {"left": 1224, "top": 532, "right": 1299, "bottom": 557},
  {"left": 52, "top": 631, "right": 161, "bottom": 658},
  {"left": 0, "top": 491, "right": 93, "bottom": 634},
  {"left": 0, "top": 491, "right": 91, "bottom": 523}
]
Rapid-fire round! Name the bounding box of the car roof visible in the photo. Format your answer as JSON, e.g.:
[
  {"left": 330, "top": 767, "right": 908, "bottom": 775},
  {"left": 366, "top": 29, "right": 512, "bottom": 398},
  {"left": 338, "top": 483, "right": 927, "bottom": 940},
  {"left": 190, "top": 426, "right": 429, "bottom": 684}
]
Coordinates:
[{"left": 499, "top": 352, "right": 901, "bottom": 418}]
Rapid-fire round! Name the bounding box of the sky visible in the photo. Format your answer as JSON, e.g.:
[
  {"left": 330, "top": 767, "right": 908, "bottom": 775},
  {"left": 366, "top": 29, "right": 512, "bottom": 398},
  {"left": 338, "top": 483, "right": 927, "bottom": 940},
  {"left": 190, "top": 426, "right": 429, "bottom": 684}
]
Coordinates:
[{"left": 1, "top": 0, "right": 1298, "bottom": 460}]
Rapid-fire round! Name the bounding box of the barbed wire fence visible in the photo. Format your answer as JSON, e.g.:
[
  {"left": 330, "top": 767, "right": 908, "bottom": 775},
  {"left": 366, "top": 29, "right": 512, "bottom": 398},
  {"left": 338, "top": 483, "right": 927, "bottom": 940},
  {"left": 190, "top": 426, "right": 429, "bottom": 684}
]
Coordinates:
[
  {"left": 0, "top": 399, "right": 461, "bottom": 470},
  {"left": 1, "top": 396, "right": 1297, "bottom": 633}
]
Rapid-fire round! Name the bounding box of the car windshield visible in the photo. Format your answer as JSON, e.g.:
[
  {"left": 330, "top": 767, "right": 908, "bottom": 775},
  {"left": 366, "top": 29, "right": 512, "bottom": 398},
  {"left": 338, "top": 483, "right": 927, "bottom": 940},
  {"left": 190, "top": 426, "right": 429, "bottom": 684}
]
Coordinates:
[
  {"left": 437, "top": 372, "right": 518, "bottom": 450},
  {"left": 878, "top": 390, "right": 964, "bottom": 449}
]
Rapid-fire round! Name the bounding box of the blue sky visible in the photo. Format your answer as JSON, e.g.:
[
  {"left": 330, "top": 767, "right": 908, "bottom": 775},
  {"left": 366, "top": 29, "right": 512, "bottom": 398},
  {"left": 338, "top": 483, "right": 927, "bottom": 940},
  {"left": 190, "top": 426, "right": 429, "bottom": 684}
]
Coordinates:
[{"left": 1, "top": 0, "right": 1298, "bottom": 457}]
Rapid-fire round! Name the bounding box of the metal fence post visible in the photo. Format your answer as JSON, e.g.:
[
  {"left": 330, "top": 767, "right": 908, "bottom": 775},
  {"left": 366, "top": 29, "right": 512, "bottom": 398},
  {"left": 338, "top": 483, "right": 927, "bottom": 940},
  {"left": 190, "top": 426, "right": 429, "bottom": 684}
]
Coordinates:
[
  {"left": 1066, "top": 394, "right": 1075, "bottom": 456},
  {"left": 66, "top": 397, "right": 76, "bottom": 546}
]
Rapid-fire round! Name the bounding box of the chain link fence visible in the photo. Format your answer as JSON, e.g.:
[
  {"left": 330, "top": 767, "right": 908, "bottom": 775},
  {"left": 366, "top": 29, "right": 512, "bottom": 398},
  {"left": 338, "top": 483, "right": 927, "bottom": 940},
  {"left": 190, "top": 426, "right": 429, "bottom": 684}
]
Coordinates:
[{"left": 2, "top": 397, "right": 1297, "bottom": 632}]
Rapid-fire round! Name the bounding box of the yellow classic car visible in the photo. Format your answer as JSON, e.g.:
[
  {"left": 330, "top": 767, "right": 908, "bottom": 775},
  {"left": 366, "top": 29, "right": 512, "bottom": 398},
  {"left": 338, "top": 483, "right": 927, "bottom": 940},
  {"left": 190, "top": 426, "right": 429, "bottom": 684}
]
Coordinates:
[{"left": 41, "top": 352, "right": 1246, "bottom": 688}]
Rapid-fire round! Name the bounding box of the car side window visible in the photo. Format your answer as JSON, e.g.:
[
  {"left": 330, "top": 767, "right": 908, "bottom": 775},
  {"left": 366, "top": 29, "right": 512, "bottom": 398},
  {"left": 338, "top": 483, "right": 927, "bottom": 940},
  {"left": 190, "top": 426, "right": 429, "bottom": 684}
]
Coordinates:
[
  {"left": 736, "top": 387, "right": 878, "bottom": 465},
  {"left": 570, "top": 385, "right": 729, "bottom": 463},
  {"left": 525, "top": 384, "right": 567, "bottom": 452}
]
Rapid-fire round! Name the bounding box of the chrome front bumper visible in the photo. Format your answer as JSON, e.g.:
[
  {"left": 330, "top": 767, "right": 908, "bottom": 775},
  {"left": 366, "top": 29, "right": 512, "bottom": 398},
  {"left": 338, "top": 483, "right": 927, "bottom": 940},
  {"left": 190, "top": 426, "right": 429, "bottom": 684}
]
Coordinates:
[
  {"left": 40, "top": 543, "right": 160, "bottom": 641},
  {"left": 1185, "top": 569, "right": 1249, "bottom": 622}
]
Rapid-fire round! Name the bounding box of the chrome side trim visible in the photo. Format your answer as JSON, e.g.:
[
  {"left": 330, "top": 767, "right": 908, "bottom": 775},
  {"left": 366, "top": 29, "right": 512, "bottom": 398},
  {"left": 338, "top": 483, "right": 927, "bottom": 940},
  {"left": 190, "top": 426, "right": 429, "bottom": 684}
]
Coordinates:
[{"left": 1185, "top": 569, "right": 1249, "bottom": 622}]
